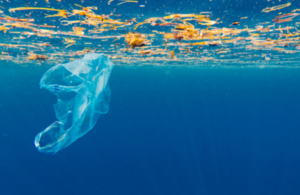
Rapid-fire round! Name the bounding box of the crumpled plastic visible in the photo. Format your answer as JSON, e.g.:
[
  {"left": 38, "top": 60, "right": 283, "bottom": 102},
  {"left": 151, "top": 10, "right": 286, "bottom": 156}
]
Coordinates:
[{"left": 34, "top": 53, "right": 114, "bottom": 154}]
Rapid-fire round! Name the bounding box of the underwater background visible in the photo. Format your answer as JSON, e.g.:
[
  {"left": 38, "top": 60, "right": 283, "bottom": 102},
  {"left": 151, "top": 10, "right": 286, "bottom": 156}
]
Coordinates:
[
  {"left": 1, "top": 64, "right": 300, "bottom": 195},
  {"left": 1, "top": 0, "right": 300, "bottom": 194}
]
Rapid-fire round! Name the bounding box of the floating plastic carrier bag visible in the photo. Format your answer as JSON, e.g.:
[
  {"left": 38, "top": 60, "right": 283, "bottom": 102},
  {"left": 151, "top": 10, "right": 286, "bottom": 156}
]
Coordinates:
[{"left": 34, "top": 53, "right": 114, "bottom": 154}]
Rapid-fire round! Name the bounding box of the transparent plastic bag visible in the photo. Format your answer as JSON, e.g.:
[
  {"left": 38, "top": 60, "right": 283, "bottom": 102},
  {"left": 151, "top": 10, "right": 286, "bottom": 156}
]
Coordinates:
[{"left": 34, "top": 53, "right": 114, "bottom": 154}]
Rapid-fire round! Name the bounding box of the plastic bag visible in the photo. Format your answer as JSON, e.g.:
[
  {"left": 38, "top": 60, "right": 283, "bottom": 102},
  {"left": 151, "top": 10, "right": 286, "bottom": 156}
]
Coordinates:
[{"left": 34, "top": 53, "right": 114, "bottom": 154}]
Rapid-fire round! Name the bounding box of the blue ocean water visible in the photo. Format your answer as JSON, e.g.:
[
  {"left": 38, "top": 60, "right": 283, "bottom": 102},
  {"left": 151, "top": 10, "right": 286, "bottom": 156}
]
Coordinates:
[
  {"left": 1, "top": 0, "right": 300, "bottom": 194},
  {"left": 1, "top": 63, "right": 300, "bottom": 195}
]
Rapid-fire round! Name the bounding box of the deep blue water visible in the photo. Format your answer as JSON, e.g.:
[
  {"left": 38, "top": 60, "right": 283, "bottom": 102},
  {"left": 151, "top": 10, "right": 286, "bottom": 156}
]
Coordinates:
[{"left": 1, "top": 64, "right": 300, "bottom": 195}]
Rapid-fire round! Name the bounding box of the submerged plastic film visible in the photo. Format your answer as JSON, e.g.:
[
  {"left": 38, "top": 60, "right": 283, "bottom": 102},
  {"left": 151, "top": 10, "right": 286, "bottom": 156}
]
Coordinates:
[{"left": 34, "top": 53, "right": 114, "bottom": 154}]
